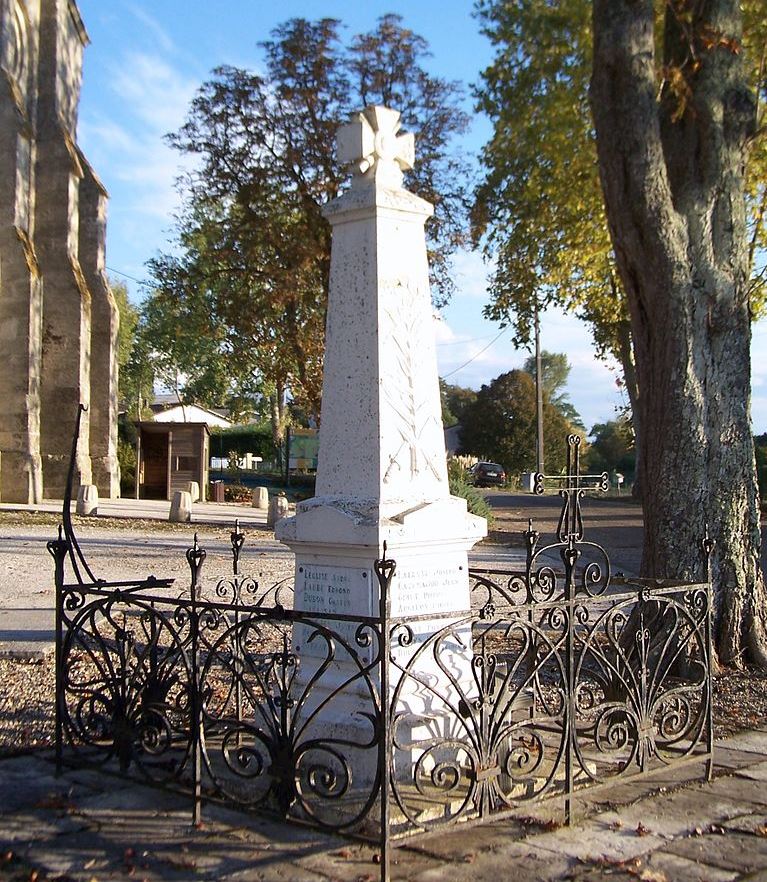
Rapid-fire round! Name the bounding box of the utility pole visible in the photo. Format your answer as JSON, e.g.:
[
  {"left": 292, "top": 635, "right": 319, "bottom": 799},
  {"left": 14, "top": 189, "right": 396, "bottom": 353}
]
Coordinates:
[{"left": 534, "top": 300, "right": 545, "bottom": 475}]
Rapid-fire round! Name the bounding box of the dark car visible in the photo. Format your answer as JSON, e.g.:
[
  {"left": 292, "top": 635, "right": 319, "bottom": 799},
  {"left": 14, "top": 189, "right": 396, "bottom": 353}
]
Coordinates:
[{"left": 468, "top": 461, "right": 507, "bottom": 487}]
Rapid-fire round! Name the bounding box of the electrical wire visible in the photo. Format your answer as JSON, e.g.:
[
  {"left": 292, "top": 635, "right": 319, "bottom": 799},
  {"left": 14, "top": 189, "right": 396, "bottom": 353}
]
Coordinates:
[
  {"left": 440, "top": 327, "right": 507, "bottom": 379},
  {"left": 106, "top": 265, "right": 146, "bottom": 285},
  {"left": 436, "top": 332, "right": 499, "bottom": 347}
]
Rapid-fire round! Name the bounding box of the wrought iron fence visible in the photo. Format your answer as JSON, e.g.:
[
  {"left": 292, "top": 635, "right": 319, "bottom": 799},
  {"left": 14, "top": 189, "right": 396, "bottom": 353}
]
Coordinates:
[{"left": 50, "top": 420, "right": 713, "bottom": 882}]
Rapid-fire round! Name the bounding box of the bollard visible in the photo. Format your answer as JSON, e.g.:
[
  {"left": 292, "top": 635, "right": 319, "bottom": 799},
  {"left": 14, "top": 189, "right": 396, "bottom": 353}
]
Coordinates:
[
  {"left": 267, "top": 493, "right": 289, "bottom": 529},
  {"left": 251, "top": 486, "right": 269, "bottom": 509},
  {"left": 169, "top": 490, "right": 193, "bottom": 523},
  {"left": 184, "top": 481, "right": 200, "bottom": 503},
  {"left": 76, "top": 484, "right": 99, "bottom": 516}
]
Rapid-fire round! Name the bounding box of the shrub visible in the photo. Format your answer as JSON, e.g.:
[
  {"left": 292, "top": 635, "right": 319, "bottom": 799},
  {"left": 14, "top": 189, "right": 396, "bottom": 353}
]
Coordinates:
[{"left": 447, "top": 459, "right": 495, "bottom": 527}]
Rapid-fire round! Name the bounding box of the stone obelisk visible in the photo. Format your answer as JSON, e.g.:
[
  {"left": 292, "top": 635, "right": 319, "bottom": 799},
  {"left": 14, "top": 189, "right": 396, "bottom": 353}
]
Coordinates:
[{"left": 277, "top": 105, "right": 486, "bottom": 643}]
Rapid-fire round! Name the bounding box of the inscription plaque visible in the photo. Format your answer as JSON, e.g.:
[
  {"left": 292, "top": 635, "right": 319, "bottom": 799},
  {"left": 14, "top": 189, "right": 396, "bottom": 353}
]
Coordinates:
[
  {"left": 296, "top": 564, "right": 373, "bottom": 616},
  {"left": 389, "top": 555, "right": 469, "bottom": 617},
  {"left": 295, "top": 564, "right": 373, "bottom": 661}
]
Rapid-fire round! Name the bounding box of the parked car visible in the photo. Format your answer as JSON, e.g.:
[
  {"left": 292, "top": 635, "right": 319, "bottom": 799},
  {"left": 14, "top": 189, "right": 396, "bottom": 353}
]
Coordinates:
[{"left": 468, "top": 461, "right": 507, "bottom": 487}]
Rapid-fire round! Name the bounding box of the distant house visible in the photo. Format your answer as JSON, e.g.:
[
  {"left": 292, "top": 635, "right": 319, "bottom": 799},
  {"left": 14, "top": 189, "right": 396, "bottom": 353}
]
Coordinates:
[{"left": 150, "top": 396, "right": 233, "bottom": 430}]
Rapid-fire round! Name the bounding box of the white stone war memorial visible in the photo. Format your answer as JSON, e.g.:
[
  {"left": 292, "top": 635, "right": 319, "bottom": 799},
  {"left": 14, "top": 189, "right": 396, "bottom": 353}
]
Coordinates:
[{"left": 276, "top": 106, "right": 487, "bottom": 732}]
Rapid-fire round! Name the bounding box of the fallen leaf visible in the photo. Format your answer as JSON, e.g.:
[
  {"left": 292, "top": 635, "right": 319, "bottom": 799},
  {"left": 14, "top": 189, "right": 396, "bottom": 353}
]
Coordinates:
[{"left": 35, "top": 794, "right": 75, "bottom": 811}]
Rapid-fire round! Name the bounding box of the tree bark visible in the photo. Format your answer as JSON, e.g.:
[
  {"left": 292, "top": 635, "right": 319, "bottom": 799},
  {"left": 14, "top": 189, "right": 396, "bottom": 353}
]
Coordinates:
[{"left": 590, "top": 0, "right": 767, "bottom": 666}]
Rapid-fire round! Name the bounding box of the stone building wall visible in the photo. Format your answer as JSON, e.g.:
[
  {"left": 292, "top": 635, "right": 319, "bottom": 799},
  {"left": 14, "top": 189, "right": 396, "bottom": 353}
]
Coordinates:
[
  {"left": 0, "top": 0, "right": 118, "bottom": 502},
  {"left": 79, "top": 153, "right": 119, "bottom": 498},
  {"left": 0, "top": 0, "right": 44, "bottom": 503}
]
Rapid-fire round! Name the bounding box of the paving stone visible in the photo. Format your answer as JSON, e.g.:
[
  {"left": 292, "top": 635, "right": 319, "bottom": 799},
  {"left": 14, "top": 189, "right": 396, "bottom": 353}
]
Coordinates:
[
  {"left": 399, "top": 818, "right": 527, "bottom": 861},
  {"left": 666, "top": 830, "right": 767, "bottom": 873},
  {"left": 219, "top": 862, "right": 342, "bottom": 882},
  {"left": 521, "top": 819, "right": 666, "bottom": 862},
  {"left": 595, "top": 787, "right": 759, "bottom": 838},
  {"left": 576, "top": 773, "right": 707, "bottom": 813},
  {"left": 721, "top": 813, "right": 767, "bottom": 835},
  {"left": 715, "top": 730, "right": 767, "bottom": 755},
  {"left": 0, "top": 810, "right": 90, "bottom": 844},
  {"left": 0, "top": 758, "right": 80, "bottom": 813},
  {"left": 712, "top": 746, "right": 767, "bottom": 771},
  {"left": 298, "top": 841, "right": 442, "bottom": 882},
  {"left": 408, "top": 840, "right": 572, "bottom": 882},
  {"left": 732, "top": 760, "right": 767, "bottom": 782},
  {"left": 642, "top": 850, "right": 739, "bottom": 882},
  {"left": 690, "top": 774, "right": 767, "bottom": 808}
]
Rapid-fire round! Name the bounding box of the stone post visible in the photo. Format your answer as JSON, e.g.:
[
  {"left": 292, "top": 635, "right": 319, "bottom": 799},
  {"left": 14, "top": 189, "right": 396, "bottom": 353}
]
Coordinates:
[
  {"left": 169, "top": 490, "right": 192, "bottom": 523},
  {"left": 251, "top": 486, "right": 269, "bottom": 509},
  {"left": 267, "top": 493, "right": 289, "bottom": 528},
  {"left": 276, "top": 106, "right": 486, "bottom": 729},
  {"left": 76, "top": 483, "right": 98, "bottom": 515}
]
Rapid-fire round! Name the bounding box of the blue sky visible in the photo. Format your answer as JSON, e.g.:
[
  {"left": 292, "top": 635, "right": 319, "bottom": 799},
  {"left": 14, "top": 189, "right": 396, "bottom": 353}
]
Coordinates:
[{"left": 75, "top": 1, "right": 767, "bottom": 433}]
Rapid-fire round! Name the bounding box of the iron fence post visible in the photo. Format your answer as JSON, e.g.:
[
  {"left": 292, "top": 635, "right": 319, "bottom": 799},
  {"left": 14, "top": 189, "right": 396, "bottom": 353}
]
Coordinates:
[
  {"left": 702, "top": 527, "right": 715, "bottom": 782},
  {"left": 47, "top": 527, "right": 69, "bottom": 776},
  {"left": 375, "top": 545, "right": 396, "bottom": 882},
  {"left": 187, "top": 536, "right": 206, "bottom": 827}
]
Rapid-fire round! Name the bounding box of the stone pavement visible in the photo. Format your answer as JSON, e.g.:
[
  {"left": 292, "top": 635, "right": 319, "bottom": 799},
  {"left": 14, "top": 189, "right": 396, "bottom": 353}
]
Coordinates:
[{"left": 2, "top": 729, "right": 767, "bottom": 881}]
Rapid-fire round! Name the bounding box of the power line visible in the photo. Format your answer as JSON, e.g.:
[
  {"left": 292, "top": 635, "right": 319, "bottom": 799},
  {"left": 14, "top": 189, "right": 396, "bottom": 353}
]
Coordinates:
[
  {"left": 440, "top": 327, "right": 507, "bottom": 379},
  {"left": 436, "top": 332, "right": 499, "bottom": 347},
  {"left": 106, "top": 265, "right": 146, "bottom": 286}
]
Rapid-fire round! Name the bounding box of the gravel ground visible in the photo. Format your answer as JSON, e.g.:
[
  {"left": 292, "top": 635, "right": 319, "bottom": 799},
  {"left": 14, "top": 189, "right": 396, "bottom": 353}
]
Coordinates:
[{"left": 2, "top": 657, "right": 765, "bottom": 757}]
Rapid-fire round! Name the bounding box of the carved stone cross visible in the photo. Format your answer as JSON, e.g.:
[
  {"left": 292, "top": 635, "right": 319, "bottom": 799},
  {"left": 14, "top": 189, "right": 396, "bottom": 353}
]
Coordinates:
[{"left": 337, "top": 105, "right": 415, "bottom": 189}]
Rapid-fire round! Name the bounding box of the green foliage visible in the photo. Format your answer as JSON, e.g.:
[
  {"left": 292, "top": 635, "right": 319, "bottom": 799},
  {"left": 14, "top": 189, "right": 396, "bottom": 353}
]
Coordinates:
[
  {"left": 447, "top": 459, "right": 495, "bottom": 527},
  {"left": 117, "top": 436, "right": 136, "bottom": 497},
  {"left": 458, "top": 370, "right": 575, "bottom": 475},
  {"left": 587, "top": 419, "right": 635, "bottom": 478},
  {"left": 210, "top": 424, "right": 278, "bottom": 461},
  {"left": 440, "top": 380, "right": 478, "bottom": 427},
  {"left": 147, "top": 15, "right": 471, "bottom": 424},
  {"left": 472, "top": 0, "right": 767, "bottom": 401},
  {"left": 522, "top": 350, "right": 583, "bottom": 428},
  {"left": 111, "top": 279, "right": 153, "bottom": 419}
]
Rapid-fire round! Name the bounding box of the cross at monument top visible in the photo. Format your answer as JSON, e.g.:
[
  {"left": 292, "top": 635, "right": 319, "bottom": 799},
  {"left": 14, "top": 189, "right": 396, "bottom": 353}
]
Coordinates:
[{"left": 337, "top": 105, "right": 415, "bottom": 190}]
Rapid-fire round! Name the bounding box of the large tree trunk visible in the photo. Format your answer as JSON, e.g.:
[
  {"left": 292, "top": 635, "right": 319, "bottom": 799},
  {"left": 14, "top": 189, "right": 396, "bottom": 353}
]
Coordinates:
[{"left": 590, "top": 0, "right": 767, "bottom": 666}]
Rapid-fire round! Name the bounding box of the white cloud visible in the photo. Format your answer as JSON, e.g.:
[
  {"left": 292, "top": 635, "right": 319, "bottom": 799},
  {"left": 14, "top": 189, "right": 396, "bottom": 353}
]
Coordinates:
[
  {"left": 77, "top": 42, "right": 201, "bottom": 259},
  {"left": 109, "top": 52, "right": 197, "bottom": 133},
  {"left": 125, "top": 4, "right": 176, "bottom": 55},
  {"left": 449, "top": 249, "right": 492, "bottom": 300}
]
